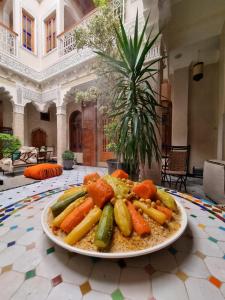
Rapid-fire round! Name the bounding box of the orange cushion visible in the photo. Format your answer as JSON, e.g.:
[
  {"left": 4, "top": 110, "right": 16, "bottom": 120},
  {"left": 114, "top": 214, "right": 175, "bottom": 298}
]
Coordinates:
[{"left": 24, "top": 163, "right": 63, "bottom": 180}]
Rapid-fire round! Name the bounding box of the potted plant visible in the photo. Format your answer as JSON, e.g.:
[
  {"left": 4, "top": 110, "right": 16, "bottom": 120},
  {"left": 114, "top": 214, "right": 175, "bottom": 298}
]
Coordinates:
[
  {"left": 62, "top": 150, "right": 75, "bottom": 170},
  {"left": 104, "top": 120, "right": 123, "bottom": 174},
  {"left": 95, "top": 13, "right": 162, "bottom": 179}
]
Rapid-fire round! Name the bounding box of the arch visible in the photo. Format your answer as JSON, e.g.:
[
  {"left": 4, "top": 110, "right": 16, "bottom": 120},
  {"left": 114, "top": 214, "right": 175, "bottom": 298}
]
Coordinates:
[
  {"left": 0, "top": 86, "right": 14, "bottom": 132},
  {"left": 31, "top": 128, "right": 47, "bottom": 148},
  {"left": 69, "top": 110, "right": 82, "bottom": 152}
]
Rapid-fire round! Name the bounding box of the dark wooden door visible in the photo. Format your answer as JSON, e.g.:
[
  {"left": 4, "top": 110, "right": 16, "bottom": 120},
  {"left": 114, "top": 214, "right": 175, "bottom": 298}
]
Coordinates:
[
  {"left": 32, "top": 129, "right": 47, "bottom": 148},
  {"left": 82, "top": 102, "right": 97, "bottom": 166},
  {"left": 70, "top": 111, "right": 82, "bottom": 152}
]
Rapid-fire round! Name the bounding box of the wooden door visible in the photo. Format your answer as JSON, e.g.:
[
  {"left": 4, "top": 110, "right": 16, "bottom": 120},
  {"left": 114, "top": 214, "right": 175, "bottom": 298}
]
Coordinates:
[
  {"left": 31, "top": 129, "right": 47, "bottom": 148},
  {"left": 70, "top": 111, "right": 82, "bottom": 152},
  {"left": 99, "top": 115, "right": 114, "bottom": 161},
  {"left": 82, "top": 102, "right": 97, "bottom": 166}
]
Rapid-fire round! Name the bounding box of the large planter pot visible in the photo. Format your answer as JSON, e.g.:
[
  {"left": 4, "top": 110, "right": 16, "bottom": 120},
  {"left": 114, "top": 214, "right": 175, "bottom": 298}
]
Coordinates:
[
  {"left": 63, "top": 159, "right": 74, "bottom": 170},
  {"left": 106, "top": 159, "right": 123, "bottom": 174}
]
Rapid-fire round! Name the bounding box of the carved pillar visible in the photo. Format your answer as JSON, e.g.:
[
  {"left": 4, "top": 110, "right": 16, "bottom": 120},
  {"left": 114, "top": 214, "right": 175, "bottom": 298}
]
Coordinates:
[
  {"left": 56, "top": 0, "right": 64, "bottom": 35},
  {"left": 56, "top": 105, "right": 67, "bottom": 165},
  {"left": 13, "top": 104, "right": 25, "bottom": 145}
]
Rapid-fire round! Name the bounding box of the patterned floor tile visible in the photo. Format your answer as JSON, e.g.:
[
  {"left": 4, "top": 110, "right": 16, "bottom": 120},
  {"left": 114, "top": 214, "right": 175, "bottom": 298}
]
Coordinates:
[
  {"left": 185, "top": 277, "right": 224, "bottom": 300},
  {"left": 209, "top": 276, "right": 222, "bottom": 288},
  {"left": 51, "top": 274, "right": 63, "bottom": 287},
  {"left": 83, "top": 290, "right": 112, "bottom": 300},
  {"left": 0, "top": 244, "right": 26, "bottom": 267},
  {"left": 0, "top": 271, "right": 24, "bottom": 299},
  {"left": 176, "top": 270, "right": 188, "bottom": 281},
  {"left": 205, "top": 257, "right": 225, "bottom": 282},
  {"left": 1, "top": 264, "right": 12, "bottom": 273},
  {"left": 80, "top": 281, "right": 91, "bottom": 295},
  {"left": 48, "top": 282, "right": 82, "bottom": 300},
  {"left": 152, "top": 272, "right": 188, "bottom": 300},
  {"left": 90, "top": 261, "right": 120, "bottom": 294},
  {"left": 13, "top": 249, "right": 42, "bottom": 273},
  {"left": 176, "top": 252, "right": 209, "bottom": 278},
  {"left": 111, "top": 289, "right": 124, "bottom": 300},
  {"left": 25, "top": 269, "right": 36, "bottom": 280},
  {"left": 11, "top": 276, "right": 51, "bottom": 300},
  {"left": 119, "top": 267, "right": 151, "bottom": 300},
  {"left": 205, "top": 227, "right": 225, "bottom": 242}
]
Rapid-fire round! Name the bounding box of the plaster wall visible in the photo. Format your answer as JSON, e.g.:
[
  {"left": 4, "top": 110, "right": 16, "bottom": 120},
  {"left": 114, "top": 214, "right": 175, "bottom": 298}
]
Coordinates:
[
  {"left": 25, "top": 103, "right": 57, "bottom": 151},
  {"left": 188, "top": 63, "right": 219, "bottom": 171}
]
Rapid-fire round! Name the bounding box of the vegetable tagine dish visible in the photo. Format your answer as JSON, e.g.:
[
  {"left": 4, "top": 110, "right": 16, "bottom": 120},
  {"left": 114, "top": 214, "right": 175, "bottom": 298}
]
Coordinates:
[{"left": 48, "top": 169, "right": 181, "bottom": 253}]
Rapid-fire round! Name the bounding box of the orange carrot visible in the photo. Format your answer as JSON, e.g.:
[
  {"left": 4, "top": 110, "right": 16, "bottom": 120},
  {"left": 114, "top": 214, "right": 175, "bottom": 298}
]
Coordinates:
[
  {"left": 83, "top": 173, "right": 100, "bottom": 185},
  {"left": 156, "top": 205, "right": 172, "bottom": 220},
  {"left": 132, "top": 180, "right": 157, "bottom": 199},
  {"left": 111, "top": 169, "right": 129, "bottom": 179},
  {"left": 60, "top": 197, "right": 94, "bottom": 233},
  {"left": 127, "top": 201, "right": 151, "bottom": 235},
  {"left": 87, "top": 179, "right": 114, "bottom": 208}
]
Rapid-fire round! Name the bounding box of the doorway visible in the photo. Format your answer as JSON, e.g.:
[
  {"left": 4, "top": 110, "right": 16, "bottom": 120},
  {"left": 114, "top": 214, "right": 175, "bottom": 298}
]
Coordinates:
[
  {"left": 31, "top": 128, "right": 47, "bottom": 148},
  {"left": 69, "top": 110, "right": 82, "bottom": 152}
]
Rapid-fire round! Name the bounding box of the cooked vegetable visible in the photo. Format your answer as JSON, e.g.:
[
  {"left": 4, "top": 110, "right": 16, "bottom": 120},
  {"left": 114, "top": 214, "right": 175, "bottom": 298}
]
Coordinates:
[
  {"left": 132, "top": 180, "right": 157, "bottom": 199},
  {"left": 51, "top": 190, "right": 87, "bottom": 217},
  {"left": 57, "top": 187, "right": 82, "bottom": 202},
  {"left": 133, "top": 201, "right": 167, "bottom": 225},
  {"left": 64, "top": 207, "right": 102, "bottom": 245},
  {"left": 52, "top": 197, "right": 86, "bottom": 227},
  {"left": 103, "top": 175, "right": 130, "bottom": 198},
  {"left": 156, "top": 190, "right": 177, "bottom": 211},
  {"left": 60, "top": 197, "right": 94, "bottom": 233},
  {"left": 114, "top": 199, "right": 132, "bottom": 236},
  {"left": 83, "top": 172, "right": 100, "bottom": 185},
  {"left": 156, "top": 205, "right": 172, "bottom": 220},
  {"left": 127, "top": 201, "right": 151, "bottom": 235},
  {"left": 111, "top": 169, "right": 129, "bottom": 179},
  {"left": 95, "top": 203, "right": 114, "bottom": 249},
  {"left": 87, "top": 179, "right": 114, "bottom": 208}
]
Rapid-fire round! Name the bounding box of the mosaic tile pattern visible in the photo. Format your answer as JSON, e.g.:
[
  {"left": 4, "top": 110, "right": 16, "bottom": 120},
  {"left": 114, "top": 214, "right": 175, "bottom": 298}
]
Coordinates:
[{"left": 0, "top": 166, "right": 224, "bottom": 300}]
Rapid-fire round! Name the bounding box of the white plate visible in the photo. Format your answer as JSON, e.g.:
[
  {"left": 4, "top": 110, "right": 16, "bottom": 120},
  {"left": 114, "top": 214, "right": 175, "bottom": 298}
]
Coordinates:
[{"left": 41, "top": 194, "right": 187, "bottom": 259}]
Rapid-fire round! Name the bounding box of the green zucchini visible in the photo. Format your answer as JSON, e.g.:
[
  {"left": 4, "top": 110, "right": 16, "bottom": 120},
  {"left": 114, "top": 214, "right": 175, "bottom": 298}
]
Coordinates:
[
  {"left": 51, "top": 190, "right": 87, "bottom": 217},
  {"left": 95, "top": 203, "right": 114, "bottom": 249}
]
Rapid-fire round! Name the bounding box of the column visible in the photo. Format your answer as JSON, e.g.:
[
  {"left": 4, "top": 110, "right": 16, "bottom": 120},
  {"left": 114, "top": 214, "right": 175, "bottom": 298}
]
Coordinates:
[
  {"left": 56, "top": 0, "right": 64, "bottom": 35},
  {"left": 57, "top": 105, "right": 67, "bottom": 165},
  {"left": 13, "top": 0, "right": 20, "bottom": 34},
  {"left": 13, "top": 104, "right": 25, "bottom": 145}
]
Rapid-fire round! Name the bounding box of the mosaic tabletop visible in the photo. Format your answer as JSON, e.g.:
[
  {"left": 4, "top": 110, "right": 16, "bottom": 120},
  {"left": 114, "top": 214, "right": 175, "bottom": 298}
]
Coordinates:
[{"left": 0, "top": 168, "right": 225, "bottom": 300}]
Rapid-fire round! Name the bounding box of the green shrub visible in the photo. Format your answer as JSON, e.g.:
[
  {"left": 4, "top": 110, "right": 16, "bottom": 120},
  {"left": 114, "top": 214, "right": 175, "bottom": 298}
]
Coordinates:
[
  {"left": 62, "top": 150, "right": 75, "bottom": 160},
  {"left": 0, "top": 134, "right": 21, "bottom": 158}
]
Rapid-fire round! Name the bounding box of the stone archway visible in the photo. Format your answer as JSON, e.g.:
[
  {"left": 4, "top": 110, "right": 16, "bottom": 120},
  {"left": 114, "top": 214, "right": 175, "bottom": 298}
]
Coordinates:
[{"left": 0, "top": 86, "right": 14, "bottom": 134}]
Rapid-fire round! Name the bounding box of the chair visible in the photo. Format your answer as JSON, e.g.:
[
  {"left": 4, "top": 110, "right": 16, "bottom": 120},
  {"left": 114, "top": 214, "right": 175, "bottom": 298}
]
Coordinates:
[{"left": 161, "top": 145, "right": 190, "bottom": 192}]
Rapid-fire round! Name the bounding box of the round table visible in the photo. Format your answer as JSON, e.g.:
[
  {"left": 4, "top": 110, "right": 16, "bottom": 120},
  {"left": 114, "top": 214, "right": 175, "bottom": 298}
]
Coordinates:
[{"left": 0, "top": 186, "right": 224, "bottom": 300}]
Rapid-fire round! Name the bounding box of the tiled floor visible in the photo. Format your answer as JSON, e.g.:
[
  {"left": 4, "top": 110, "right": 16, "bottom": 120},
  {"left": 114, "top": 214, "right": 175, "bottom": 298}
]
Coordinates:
[{"left": 0, "top": 166, "right": 224, "bottom": 300}]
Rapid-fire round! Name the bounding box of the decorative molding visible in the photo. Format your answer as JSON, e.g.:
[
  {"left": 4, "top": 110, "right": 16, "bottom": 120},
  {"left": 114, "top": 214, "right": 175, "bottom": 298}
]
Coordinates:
[
  {"left": 56, "top": 105, "right": 66, "bottom": 115},
  {"left": 13, "top": 104, "right": 25, "bottom": 114}
]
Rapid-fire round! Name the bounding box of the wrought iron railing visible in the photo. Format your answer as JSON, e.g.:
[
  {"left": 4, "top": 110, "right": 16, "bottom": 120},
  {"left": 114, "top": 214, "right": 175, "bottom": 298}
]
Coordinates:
[{"left": 0, "top": 22, "right": 17, "bottom": 57}]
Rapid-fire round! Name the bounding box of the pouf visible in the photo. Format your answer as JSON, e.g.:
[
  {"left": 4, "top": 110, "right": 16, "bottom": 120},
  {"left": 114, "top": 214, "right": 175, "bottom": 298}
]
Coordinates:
[{"left": 24, "top": 163, "right": 63, "bottom": 180}]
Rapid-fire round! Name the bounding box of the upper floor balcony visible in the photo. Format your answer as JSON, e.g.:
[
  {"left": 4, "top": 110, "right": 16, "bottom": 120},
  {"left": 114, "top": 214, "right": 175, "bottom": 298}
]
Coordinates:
[{"left": 0, "top": 0, "right": 161, "bottom": 83}]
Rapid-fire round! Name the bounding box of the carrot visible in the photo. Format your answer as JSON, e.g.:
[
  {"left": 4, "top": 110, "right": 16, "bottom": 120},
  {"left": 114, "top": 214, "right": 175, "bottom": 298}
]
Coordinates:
[
  {"left": 60, "top": 197, "right": 94, "bottom": 233},
  {"left": 132, "top": 180, "right": 157, "bottom": 199},
  {"left": 111, "top": 169, "right": 129, "bottom": 179},
  {"left": 87, "top": 179, "right": 114, "bottom": 208},
  {"left": 83, "top": 173, "right": 100, "bottom": 185},
  {"left": 156, "top": 205, "right": 172, "bottom": 220},
  {"left": 127, "top": 201, "right": 151, "bottom": 235}
]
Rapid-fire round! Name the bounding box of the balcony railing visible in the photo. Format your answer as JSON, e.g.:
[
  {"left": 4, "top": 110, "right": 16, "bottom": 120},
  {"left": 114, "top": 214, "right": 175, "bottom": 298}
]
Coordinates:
[
  {"left": 0, "top": 22, "right": 17, "bottom": 57},
  {"left": 145, "top": 43, "right": 162, "bottom": 62},
  {"left": 57, "top": 9, "right": 97, "bottom": 57}
]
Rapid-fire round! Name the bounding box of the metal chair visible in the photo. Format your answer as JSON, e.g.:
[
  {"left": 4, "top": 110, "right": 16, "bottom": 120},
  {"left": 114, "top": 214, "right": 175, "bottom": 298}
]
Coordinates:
[{"left": 161, "top": 145, "right": 190, "bottom": 192}]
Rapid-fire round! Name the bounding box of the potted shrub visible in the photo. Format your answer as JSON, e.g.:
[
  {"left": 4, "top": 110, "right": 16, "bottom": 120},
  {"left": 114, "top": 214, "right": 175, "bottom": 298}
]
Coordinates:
[
  {"left": 62, "top": 150, "right": 75, "bottom": 170},
  {"left": 96, "top": 13, "right": 161, "bottom": 180}
]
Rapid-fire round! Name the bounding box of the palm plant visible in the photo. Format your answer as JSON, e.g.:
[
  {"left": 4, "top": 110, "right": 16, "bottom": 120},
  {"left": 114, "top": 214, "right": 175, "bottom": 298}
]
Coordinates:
[{"left": 95, "top": 12, "right": 162, "bottom": 176}]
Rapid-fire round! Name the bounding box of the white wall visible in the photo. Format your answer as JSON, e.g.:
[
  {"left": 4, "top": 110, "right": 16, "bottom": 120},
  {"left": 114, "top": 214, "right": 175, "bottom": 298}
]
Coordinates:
[
  {"left": 2, "top": 99, "right": 13, "bottom": 127},
  {"left": 188, "top": 63, "right": 219, "bottom": 171}
]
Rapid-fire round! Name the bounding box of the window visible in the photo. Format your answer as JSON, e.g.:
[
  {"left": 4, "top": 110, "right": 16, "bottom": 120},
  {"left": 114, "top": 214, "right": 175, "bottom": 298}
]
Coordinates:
[
  {"left": 40, "top": 112, "right": 50, "bottom": 121},
  {"left": 45, "top": 14, "right": 56, "bottom": 53},
  {"left": 22, "top": 10, "right": 34, "bottom": 52}
]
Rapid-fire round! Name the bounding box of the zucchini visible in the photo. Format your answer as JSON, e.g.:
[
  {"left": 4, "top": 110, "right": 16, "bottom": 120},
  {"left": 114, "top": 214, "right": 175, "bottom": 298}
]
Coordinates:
[
  {"left": 114, "top": 199, "right": 132, "bottom": 236},
  {"left": 156, "top": 190, "right": 177, "bottom": 211},
  {"left": 95, "top": 203, "right": 114, "bottom": 249},
  {"left": 64, "top": 207, "right": 102, "bottom": 245},
  {"left": 51, "top": 190, "right": 87, "bottom": 217}
]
